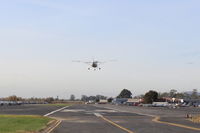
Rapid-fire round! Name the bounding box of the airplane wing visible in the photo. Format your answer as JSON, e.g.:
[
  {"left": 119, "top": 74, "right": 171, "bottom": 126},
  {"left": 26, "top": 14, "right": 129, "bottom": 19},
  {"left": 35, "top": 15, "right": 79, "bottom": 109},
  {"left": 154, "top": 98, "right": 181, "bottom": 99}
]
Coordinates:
[
  {"left": 84, "top": 61, "right": 92, "bottom": 64},
  {"left": 72, "top": 60, "right": 92, "bottom": 64},
  {"left": 97, "top": 61, "right": 106, "bottom": 64},
  {"left": 72, "top": 60, "right": 82, "bottom": 62},
  {"left": 98, "top": 60, "right": 117, "bottom": 64}
]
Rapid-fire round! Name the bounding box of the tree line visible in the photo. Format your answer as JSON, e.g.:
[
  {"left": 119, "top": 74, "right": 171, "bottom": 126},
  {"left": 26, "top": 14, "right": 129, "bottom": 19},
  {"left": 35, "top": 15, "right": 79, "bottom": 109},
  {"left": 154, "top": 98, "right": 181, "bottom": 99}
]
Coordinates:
[
  {"left": 116, "top": 88, "right": 200, "bottom": 104},
  {"left": 1, "top": 89, "right": 199, "bottom": 104},
  {"left": 0, "top": 95, "right": 59, "bottom": 103}
]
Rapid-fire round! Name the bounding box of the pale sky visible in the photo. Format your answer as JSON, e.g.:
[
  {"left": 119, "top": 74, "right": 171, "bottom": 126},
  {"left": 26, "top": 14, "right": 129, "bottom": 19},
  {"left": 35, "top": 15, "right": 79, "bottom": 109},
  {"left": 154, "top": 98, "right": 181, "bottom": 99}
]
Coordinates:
[{"left": 0, "top": 0, "right": 200, "bottom": 99}]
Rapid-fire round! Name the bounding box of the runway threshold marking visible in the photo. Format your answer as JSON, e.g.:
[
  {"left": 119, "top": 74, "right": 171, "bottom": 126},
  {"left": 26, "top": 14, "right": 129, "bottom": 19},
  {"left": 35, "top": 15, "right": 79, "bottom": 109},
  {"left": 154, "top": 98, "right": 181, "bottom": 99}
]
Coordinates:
[
  {"left": 152, "top": 116, "right": 200, "bottom": 131},
  {"left": 94, "top": 113, "right": 135, "bottom": 133},
  {"left": 44, "top": 106, "right": 69, "bottom": 117},
  {"left": 95, "top": 105, "right": 155, "bottom": 117}
]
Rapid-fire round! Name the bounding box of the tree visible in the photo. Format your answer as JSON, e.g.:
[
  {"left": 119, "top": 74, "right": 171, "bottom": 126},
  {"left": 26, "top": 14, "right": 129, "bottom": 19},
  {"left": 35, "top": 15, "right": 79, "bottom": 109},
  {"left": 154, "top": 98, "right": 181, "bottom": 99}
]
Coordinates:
[
  {"left": 95, "top": 98, "right": 100, "bottom": 102},
  {"left": 158, "top": 92, "right": 169, "bottom": 98},
  {"left": 117, "top": 89, "right": 132, "bottom": 98},
  {"left": 169, "top": 89, "right": 177, "bottom": 98},
  {"left": 45, "top": 97, "right": 54, "bottom": 103},
  {"left": 183, "top": 92, "right": 191, "bottom": 99},
  {"left": 7, "top": 95, "right": 22, "bottom": 101},
  {"left": 107, "top": 97, "right": 113, "bottom": 103},
  {"left": 175, "top": 93, "right": 185, "bottom": 99},
  {"left": 96, "top": 95, "right": 107, "bottom": 100},
  {"left": 70, "top": 94, "right": 75, "bottom": 101},
  {"left": 81, "top": 95, "right": 88, "bottom": 102},
  {"left": 191, "top": 89, "right": 198, "bottom": 99},
  {"left": 88, "top": 96, "right": 96, "bottom": 101},
  {"left": 143, "top": 90, "right": 158, "bottom": 104}
]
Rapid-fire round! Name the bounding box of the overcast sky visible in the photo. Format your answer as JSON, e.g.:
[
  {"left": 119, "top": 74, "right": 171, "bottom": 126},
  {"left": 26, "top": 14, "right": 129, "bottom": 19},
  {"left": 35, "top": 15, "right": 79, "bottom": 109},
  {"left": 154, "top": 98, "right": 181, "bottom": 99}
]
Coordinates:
[{"left": 0, "top": 0, "right": 200, "bottom": 99}]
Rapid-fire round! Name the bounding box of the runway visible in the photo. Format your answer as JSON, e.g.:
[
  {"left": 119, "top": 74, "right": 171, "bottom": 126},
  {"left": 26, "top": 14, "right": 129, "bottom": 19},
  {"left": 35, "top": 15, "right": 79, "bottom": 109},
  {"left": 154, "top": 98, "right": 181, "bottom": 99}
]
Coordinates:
[
  {"left": 0, "top": 104, "right": 65, "bottom": 115},
  {"left": 0, "top": 104, "right": 199, "bottom": 133},
  {"left": 49, "top": 104, "right": 200, "bottom": 133}
]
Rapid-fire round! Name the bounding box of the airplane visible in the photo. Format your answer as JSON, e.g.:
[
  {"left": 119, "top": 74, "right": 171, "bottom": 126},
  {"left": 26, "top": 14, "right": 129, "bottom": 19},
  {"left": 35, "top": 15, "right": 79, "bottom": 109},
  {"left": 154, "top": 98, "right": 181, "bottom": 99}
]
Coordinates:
[{"left": 73, "top": 59, "right": 115, "bottom": 70}]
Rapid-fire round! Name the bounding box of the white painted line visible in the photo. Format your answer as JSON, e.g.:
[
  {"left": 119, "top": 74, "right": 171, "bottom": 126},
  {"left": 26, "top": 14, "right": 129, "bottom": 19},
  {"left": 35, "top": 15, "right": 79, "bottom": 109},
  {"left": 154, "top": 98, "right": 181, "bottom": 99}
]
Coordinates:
[
  {"left": 44, "top": 106, "right": 69, "bottom": 117},
  {"left": 95, "top": 109, "right": 117, "bottom": 112},
  {"left": 93, "top": 105, "right": 156, "bottom": 117},
  {"left": 61, "top": 109, "right": 85, "bottom": 112},
  {"left": 94, "top": 113, "right": 103, "bottom": 117}
]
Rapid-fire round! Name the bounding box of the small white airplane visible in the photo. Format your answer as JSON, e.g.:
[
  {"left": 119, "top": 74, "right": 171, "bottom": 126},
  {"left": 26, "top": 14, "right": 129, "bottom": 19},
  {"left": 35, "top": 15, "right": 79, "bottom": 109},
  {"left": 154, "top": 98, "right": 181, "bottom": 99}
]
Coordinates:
[{"left": 73, "top": 59, "right": 116, "bottom": 70}]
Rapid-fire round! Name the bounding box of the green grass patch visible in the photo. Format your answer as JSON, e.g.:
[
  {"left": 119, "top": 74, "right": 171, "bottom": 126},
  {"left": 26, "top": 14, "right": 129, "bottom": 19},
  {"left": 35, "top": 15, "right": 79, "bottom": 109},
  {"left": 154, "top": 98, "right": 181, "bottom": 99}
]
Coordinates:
[{"left": 0, "top": 115, "right": 52, "bottom": 133}]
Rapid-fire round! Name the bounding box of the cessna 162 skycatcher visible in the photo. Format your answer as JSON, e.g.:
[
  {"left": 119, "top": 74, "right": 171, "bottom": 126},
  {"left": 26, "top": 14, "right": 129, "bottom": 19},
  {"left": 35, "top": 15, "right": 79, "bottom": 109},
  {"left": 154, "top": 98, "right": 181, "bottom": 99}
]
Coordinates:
[{"left": 73, "top": 59, "right": 115, "bottom": 70}]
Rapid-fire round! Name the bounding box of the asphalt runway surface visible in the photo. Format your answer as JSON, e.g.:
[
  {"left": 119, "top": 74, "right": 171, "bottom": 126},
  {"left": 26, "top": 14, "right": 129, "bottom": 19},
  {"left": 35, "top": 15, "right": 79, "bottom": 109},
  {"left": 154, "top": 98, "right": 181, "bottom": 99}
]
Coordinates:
[
  {"left": 0, "top": 104, "right": 63, "bottom": 115},
  {"left": 0, "top": 104, "right": 199, "bottom": 133},
  {"left": 49, "top": 104, "right": 200, "bottom": 133}
]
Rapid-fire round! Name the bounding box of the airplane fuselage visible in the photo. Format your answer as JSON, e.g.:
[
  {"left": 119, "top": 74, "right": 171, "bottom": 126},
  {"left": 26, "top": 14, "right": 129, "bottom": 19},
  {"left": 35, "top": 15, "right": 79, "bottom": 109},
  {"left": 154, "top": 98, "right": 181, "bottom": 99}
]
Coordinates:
[{"left": 92, "top": 62, "right": 98, "bottom": 68}]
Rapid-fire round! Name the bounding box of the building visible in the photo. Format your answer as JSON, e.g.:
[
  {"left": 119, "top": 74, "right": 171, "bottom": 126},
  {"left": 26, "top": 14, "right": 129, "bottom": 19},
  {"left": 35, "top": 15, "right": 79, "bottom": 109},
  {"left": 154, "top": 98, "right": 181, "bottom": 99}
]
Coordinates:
[
  {"left": 99, "top": 99, "right": 108, "bottom": 104},
  {"left": 126, "top": 99, "right": 141, "bottom": 106},
  {"left": 112, "top": 98, "right": 128, "bottom": 105}
]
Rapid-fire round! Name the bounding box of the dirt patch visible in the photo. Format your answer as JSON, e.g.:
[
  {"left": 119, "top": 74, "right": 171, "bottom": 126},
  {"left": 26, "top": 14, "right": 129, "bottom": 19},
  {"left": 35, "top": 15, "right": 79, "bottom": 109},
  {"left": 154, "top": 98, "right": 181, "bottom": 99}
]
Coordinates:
[{"left": 190, "top": 115, "right": 200, "bottom": 123}]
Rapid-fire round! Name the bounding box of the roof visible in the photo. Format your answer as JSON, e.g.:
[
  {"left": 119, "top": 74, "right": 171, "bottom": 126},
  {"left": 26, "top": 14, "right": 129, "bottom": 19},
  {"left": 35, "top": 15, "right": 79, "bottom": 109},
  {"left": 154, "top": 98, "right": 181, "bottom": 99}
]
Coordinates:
[
  {"left": 99, "top": 99, "right": 108, "bottom": 103},
  {"left": 127, "top": 99, "right": 140, "bottom": 103}
]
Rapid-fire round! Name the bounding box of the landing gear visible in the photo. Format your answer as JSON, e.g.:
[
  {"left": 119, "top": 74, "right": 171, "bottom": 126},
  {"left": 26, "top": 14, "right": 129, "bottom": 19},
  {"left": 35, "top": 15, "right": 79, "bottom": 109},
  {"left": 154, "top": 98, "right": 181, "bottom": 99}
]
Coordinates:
[{"left": 88, "top": 67, "right": 101, "bottom": 70}]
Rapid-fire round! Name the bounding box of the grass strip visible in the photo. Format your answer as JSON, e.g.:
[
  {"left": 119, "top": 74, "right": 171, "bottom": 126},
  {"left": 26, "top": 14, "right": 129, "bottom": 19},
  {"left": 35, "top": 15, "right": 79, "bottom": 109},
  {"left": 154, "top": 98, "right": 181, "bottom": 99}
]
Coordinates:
[{"left": 0, "top": 115, "right": 52, "bottom": 133}]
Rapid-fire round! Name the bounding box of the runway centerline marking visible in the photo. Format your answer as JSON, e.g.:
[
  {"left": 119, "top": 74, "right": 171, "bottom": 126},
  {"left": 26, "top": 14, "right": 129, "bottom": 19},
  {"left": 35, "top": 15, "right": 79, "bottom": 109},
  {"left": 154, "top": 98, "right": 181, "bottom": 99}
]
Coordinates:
[
  {"left": 44, "top": 106, "right": 69, "bottom": 117},
  {"left": 94, "top": 113, "right": 135, "bottom": 133}
]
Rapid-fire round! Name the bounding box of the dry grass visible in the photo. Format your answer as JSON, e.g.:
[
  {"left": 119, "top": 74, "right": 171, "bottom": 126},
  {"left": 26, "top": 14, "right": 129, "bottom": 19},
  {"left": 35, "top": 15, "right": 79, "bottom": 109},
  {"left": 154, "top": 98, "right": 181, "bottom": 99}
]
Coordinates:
[{"left": 190, "top": 115, "right": 200, "bottom": 123}]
